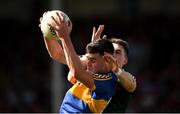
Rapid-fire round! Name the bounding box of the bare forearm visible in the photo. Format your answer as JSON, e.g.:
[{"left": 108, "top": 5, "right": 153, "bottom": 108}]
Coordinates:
[
  {"left": 44, "top": 37, "right": 67, "bottom": 64},
  {"left": 61, "top": 36, "right": 94, "bottom": 89},
  {"left": 61, "top": 36, "right": 82, "bottom": 70},
  {"left": 47, "top": 12, "right": 94, "bottom": 89},
  {"left": 117, "top": 70, "right": 136, "bottom": 92}
]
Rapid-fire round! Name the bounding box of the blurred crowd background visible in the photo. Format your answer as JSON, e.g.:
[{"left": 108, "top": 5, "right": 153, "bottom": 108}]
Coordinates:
[{"left": 0, "top": 0, "right": 180, "bottom": 112}]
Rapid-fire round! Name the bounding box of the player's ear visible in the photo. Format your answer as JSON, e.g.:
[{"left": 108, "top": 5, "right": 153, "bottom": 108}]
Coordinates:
[{"left": 123, "top": 56, "right": 128, "bottom": 65}]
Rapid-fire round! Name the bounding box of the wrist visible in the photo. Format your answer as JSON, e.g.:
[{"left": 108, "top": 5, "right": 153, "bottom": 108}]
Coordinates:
[
  {"left": 115, "top": 68, "right": 124, "bottom": 82},
  {"left": 115, "top": 68, "right": 122, "bottom": 76}
]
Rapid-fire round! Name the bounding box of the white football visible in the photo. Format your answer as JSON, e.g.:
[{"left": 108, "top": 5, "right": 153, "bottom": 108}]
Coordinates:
[{"left": 40, "top": 10, "right": 72, "bottom": 40}]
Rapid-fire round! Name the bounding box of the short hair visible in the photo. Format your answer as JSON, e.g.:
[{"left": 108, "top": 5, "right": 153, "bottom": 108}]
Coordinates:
[
  {"left": 86, "top": 39, "right": 114, "bottom": 55},
  {"left": 110, "top": 38, "right": 129, "bottom": 56}
]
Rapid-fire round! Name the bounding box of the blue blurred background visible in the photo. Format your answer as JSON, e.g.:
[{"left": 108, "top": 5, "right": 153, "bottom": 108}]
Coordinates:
[{"left": 0, "top": 0, "right": 180, "bottom": 112}]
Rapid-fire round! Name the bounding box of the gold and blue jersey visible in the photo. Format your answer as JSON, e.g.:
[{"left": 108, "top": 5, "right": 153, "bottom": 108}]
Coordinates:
[{"left": 60, "top": 72, "right": 117, "bottom": 113}]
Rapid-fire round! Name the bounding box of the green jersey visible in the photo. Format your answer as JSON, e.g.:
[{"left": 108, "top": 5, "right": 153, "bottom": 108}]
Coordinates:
[{"left": 103, "top": 82, "right": 133, "bottom": 113}]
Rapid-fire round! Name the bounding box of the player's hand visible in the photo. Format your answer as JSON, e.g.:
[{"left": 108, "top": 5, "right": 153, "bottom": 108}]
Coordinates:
[
  {"left": 104, "top": 52, "right": 119, "bottom": 73},
  {"left": 48, "top": 12, "right": 70, "bottom": 39},
  {"left": 91, "top": 25, "right": 107, "bottom": 42}
]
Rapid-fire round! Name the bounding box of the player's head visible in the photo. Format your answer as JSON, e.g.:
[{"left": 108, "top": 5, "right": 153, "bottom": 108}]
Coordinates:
[
  {"left": 86, "top": 39, "right": 114, "bottom": 73},
  {"left": 110, "top": 38, "right": 129, "bottom": 68}
]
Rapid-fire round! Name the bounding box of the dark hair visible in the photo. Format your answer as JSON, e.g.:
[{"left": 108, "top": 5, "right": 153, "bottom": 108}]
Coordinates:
[
  {"left": 86, "top": 39, "right": 114, "bottom": 55},
  {"left": 110, "top": 38, "right": 129, "bottom": 56}
]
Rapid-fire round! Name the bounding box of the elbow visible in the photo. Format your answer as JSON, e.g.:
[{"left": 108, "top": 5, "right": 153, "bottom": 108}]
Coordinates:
[
  {"left": 70, "top": 70, "right": 78, "bottom": 79},
  {"left": 67, "top": 71, "right": 77, "bottom": 84},
  {"left": 69, "top": 69, "right": 78, "bottom": 79}
]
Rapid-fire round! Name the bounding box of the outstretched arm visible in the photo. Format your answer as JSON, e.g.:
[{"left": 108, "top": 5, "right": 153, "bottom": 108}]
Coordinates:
[
  {"left": 50, "top": 12, "right": 95, "bottom": 89},
  {"left": 39, "top": 12, "right": 67, "bottom": 65}
]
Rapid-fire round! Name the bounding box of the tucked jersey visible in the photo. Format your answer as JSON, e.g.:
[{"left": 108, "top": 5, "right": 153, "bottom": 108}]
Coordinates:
[{"left": 60, "top": 72, "right": 117, "bottom": 113}]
